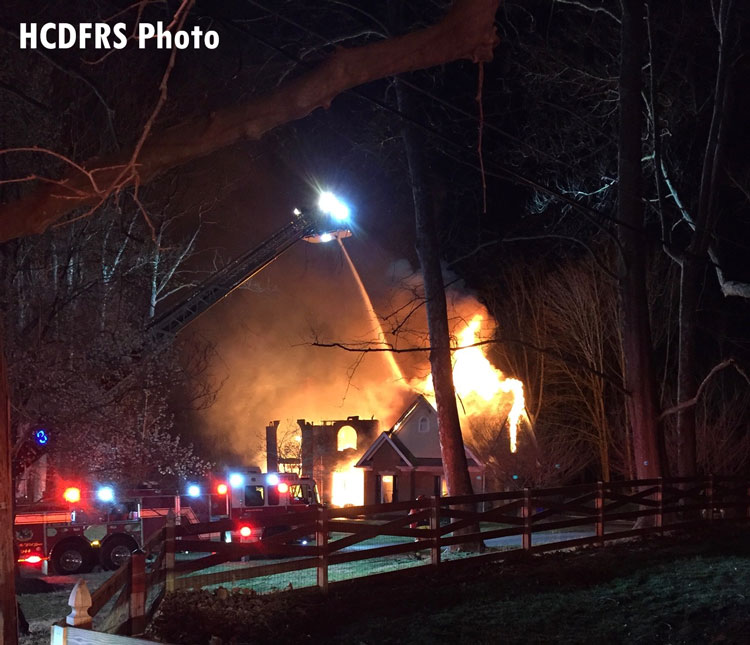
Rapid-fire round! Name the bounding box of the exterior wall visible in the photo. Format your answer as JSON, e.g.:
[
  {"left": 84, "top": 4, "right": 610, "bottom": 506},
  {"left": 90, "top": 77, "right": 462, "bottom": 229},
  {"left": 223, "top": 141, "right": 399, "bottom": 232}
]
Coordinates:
[
  {"left": 414, "top": 471, "right": 442, "bottom": 499},
  {"left": 297, "top": 417, "right": 379, "bottom": 504},
  {"left": 362, "top": 470, "right": 376, "bottom": 506},
  {"left": 392, "top": 399, "right": 441, "bottom": 459}
]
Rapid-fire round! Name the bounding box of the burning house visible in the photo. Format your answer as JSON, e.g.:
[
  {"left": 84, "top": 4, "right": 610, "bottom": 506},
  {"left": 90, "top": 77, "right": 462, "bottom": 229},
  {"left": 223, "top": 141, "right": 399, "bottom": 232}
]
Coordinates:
[
  {"left": 355, "top": 395, "right": 485, "bottom": 504},
  {"left": 265, "top": 415, "right": 380, "bottom": 506}
]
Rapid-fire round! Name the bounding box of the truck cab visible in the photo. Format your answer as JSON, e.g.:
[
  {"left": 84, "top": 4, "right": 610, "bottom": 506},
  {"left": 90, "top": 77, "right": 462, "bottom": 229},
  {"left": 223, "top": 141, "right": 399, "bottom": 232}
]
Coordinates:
[{"left": 222, "top": 469, "right": 320, "bottom": 542}]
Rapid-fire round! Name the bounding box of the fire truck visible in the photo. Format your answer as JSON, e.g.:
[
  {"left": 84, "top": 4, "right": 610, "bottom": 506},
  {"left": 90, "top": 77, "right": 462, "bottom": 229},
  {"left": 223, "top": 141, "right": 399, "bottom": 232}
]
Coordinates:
[
  {"left": 14, "top": 486, "right": 178, "bottom": 574},
  {"left": 14, "top": 194, "right": 348, "bottom": 574},
  {"left": 220, "top": 468, "right": 320, "bottom": 543},
  {"left": 14, "top": 469, "right": 319, "bottom": 573}
]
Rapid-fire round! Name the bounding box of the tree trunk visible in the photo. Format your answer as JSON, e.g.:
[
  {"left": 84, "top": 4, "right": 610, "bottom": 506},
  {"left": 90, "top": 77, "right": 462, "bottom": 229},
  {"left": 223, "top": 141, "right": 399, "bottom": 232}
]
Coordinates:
[
  {"left": 616, "top": 0, "right": 663, "bottom": 480},
  {"left": 396, "top": 81, "right": 475, "bottom": 500},
  {"left": 0, "top": 327, "right": 19, "bottom": 644},
  {"left": 675, "top": 0, "right": 733, "bottom": 478}
]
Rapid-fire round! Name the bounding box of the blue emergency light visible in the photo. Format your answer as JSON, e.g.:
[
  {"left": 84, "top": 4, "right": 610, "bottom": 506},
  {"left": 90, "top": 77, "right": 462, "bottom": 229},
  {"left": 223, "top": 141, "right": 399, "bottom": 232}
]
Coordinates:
[
  {"left": 97, "top": 486, "right": 115, "bottom": 502},
  {"left": 34, "top": 429, "right": 49, "bottom": 446},
  {"left": 228, "top": 472, "right": 245, "bottom": 488}
]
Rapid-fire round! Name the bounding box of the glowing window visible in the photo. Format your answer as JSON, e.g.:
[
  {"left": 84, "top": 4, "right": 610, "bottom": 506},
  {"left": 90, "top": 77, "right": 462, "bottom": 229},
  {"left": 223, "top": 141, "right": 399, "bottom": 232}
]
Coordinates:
[
  {"left": 418, "top": 416, "right": 429, "bottom": 433},
  {"left": 381, "top": 475, "right": 395, "bottom": 503},
  {"left": 337, "top": 425, "right": 357, "bottom": 451}
]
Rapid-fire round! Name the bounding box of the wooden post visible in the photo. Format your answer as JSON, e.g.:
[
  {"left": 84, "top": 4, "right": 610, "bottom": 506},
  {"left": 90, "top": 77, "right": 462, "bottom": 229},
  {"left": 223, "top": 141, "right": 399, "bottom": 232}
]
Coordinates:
[
  {"left": 165, "top": 509, "right": 175, "bottom": 593},
  {"left": 522, "top": 488, "right": 532, "bottom": 551},
  {"left": 655, "top": 477, "right": 664, "bottom": 535},
  {"left": 66, "top": 579, "right": 92, "bottom": 629},
  {"left": 430, "top": 496, "right": 441, "bottom": 567},
  {"left": 746, "top": 482, "right": 750, "bottom": 521},
  {"left": 707, "top": 474, "right": 715, "bottom": 522},
  {"left": 129, "top": 550, "right": 146, "bottom": 635},
  {"left": 316, "top": 505, "right": 328, "bottom": 593},
  {"left": 595, "top": 481, "right": 605, "bottom": 546}
]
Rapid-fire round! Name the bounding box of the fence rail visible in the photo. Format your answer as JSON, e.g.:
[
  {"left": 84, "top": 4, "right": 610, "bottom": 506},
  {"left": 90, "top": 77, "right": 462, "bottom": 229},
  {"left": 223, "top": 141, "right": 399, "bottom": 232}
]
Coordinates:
[{"left": 56, "top": 474, "right": 750, "bottom": 642}]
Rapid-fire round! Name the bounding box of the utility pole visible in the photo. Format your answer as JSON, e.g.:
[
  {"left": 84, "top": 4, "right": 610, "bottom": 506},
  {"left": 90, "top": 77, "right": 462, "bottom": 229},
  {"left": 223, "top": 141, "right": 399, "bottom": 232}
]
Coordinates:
[{"left": 1, "top": 333, "right": 19, "bottom": 644}]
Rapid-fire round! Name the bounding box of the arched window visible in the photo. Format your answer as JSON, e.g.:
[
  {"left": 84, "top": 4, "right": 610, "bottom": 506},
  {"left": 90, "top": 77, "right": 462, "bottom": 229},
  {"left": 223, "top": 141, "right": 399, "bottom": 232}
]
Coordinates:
[
  {"left": 337, "top": 425, "right": 357, "bottom": 451},
  {"left": 418, "top": 416, "right": 429, "bottom": 433}
]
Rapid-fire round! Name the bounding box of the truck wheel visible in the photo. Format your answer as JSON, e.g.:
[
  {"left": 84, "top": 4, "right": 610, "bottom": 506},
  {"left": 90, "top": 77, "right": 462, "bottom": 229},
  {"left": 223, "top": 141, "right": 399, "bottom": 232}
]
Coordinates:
[
  {"left": 100, "top": 535, "right": 138, "bottom": 570},
  {"left": 51, "top": 540, "right": 94, "bottom": 575}
]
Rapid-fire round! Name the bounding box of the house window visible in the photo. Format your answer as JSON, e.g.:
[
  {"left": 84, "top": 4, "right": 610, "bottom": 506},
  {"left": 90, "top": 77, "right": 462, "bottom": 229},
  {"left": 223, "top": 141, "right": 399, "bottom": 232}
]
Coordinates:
[
  {"left": 380, "top": 475, "right": 397, "bottom": 503},
  {"left": 337, "top": 425, "right": 357, "bottom": 451},
  {"left": 418, "top": 416, "right": 429, "bottom": 433}
]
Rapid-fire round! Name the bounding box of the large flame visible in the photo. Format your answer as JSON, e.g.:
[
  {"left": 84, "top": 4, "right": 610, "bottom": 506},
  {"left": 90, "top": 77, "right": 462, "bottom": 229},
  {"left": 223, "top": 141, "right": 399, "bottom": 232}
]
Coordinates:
[
  {"left": 330, "top": 460, "right": 364, "bottom": 507},
  {"left": 421, "top": 314, "right": 527, "bottom": 452},
  {"left": 329, "top": 313, "right": 526, "bottom": 507}
]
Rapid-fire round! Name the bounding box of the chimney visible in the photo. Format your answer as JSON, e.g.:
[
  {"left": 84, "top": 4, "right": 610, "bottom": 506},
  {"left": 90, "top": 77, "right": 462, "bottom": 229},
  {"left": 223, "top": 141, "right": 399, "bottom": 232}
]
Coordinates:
[
  {"left": 266, "top": 420, "right": 279, "bottom": 473},
  {"left": 298, "top": 419, "right": 314, "bottom": 478}
]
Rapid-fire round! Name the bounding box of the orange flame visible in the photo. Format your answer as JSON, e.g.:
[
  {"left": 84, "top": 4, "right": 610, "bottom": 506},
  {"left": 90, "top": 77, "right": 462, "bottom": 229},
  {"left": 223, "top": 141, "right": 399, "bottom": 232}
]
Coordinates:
[
  {"left": 331, "top": 459, "right": 364, "bottom": 507},
  {"left": 421, "top": 314, "right": 527, "bottom": 452}
]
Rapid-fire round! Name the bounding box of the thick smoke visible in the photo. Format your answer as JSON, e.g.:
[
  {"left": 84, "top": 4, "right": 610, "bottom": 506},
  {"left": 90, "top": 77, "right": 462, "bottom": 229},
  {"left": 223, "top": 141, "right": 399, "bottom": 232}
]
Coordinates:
[{"left": 192, "top": 237, "right": 414, "bottom": 466}]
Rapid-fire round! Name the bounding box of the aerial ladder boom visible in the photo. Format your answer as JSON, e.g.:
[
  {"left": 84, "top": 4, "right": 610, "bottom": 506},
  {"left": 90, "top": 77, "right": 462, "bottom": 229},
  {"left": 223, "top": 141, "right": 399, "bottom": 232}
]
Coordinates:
[{"left": 148, "top": 207, "right": 350, "bottom": 343}]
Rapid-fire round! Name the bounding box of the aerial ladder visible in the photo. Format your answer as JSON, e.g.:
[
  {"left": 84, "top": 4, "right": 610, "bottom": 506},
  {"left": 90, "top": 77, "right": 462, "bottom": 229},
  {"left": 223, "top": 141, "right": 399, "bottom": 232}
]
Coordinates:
[{"left": 147, "top": 204, "right": 351, "bottom": 342}]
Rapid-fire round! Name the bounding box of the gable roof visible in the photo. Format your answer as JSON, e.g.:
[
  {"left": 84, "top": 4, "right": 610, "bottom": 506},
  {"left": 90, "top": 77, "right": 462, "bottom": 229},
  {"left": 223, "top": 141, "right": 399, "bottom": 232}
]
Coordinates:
[
  {"left": 354, "top": 431, "right": 414, "bottom": 468},
  {"left": 355, "top": 394, "right": 484, "bottom": 470},
  {"left": 389, "top": 395, "right": 431, "bottom": 433}
]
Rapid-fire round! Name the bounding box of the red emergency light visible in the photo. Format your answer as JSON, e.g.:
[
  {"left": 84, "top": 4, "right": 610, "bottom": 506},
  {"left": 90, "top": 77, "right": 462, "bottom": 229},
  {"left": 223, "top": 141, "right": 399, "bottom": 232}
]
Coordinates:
[
  {"left": 216, "top": 483, "right": 228, "bottom": 496},
  {"left": 277, "top": 482, "right": 289, "bottom": 494},
  {"left": 239, "top": 526, "right": 252, "bottom": 538},
  {"left": 63, "top": 487, "right": 81, "bottom": 503},
  {"left": 18, "top": 555, "right": 45, "bottom": 564}
]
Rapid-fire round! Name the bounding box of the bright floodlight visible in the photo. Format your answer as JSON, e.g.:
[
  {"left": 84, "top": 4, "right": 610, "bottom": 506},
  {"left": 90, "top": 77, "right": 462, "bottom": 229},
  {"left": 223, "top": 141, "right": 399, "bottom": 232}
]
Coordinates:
[
  {"left": 97, "top": 486, "right": 115, "bottom": 503},
  {"left": 319, "top": 232, "right": 333, "bottom": 243},
  {"left": 228, "top": 472, "right": 245, "bottom": 488},
  {"left": 187, "top": 484, "right": 201, "bottom": 498},
  {"left": 318, "top": 191, "right": 350, "bottom": 222}
]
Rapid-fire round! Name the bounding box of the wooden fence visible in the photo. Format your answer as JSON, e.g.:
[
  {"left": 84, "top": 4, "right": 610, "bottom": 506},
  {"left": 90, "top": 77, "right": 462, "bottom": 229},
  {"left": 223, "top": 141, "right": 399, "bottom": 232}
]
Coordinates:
[{"left": 57, "top": 474, "right": 750, "bottom": 641}]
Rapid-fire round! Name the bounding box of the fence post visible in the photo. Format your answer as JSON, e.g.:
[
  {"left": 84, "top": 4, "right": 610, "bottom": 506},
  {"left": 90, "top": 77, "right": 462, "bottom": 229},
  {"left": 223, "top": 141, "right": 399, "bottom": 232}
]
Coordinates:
[
  {"left": 430, "top": 496, "right": 441, "bottom": 567},
  {"left": 595, "top": 481, "right": 605, "bottom": 546},
  {"left": 165, "top": 509, "right": 176, "bottom": 593},
  {"left": 129, "top": 550, "right": 146, "bottom": 635},
  {"left": 655, "top": 477, "right": 664, "bottom": 535},
  {"left": 522, "top": 488, "right": 532, "bottom": 551},
  {"left": 66, "top": 579, "right": 92, "bottom": 629},
  {"left": 316, "top": 505, "right": 328, "bottom": 593},
  {"left": 707, "top": 473, "right": 715, "bottom": 522}
]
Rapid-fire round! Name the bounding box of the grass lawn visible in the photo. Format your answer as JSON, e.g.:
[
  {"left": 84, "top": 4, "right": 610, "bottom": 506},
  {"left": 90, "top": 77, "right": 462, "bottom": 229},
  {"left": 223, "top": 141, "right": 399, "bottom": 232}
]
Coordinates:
[{"left": 151, "top": 523, "right": 750, "bottom": 644}]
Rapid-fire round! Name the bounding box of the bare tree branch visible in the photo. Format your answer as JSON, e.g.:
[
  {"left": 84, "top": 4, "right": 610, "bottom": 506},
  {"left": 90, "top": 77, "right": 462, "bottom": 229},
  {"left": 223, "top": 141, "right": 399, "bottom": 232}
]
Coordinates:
[
  {"left": 0, "top": 0, "right": 500, "bottom": 242},
  {"left": 659, "top": 358, "right": 750, "bottom": 420}
]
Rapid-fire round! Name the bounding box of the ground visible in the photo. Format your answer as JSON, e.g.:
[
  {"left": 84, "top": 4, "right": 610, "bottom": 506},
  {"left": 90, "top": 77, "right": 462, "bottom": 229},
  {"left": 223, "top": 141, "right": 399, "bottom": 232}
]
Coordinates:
[{"left": 18, "top": 524, "right": 750, "bottom": 644}]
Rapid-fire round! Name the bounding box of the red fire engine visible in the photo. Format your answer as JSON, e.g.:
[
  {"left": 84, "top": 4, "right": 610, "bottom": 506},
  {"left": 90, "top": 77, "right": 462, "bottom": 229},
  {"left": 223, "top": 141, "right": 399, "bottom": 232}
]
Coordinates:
[
  {"left": 14, "top": 483, "right": 205, "bottom": 574},
  {"left": 14, "top": 469, "right": 319, "bottom": 574}
]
